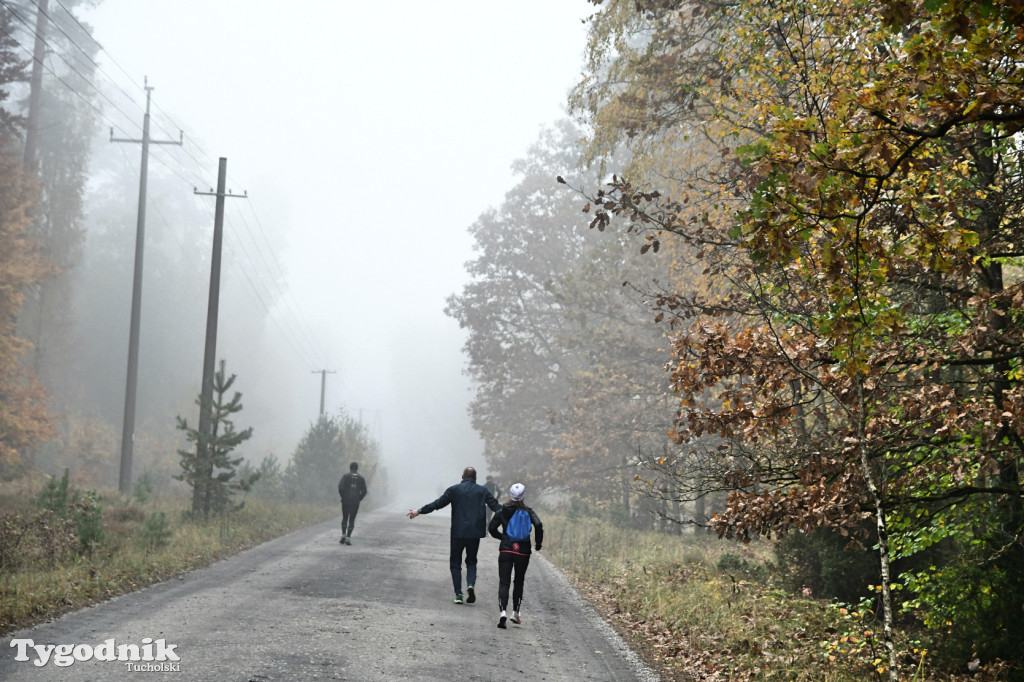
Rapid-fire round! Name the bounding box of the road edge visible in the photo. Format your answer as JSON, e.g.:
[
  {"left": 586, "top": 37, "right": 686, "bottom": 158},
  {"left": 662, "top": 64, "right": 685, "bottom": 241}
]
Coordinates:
[{"left": 535, "top": 552, "right": 662, "bottom": 682}]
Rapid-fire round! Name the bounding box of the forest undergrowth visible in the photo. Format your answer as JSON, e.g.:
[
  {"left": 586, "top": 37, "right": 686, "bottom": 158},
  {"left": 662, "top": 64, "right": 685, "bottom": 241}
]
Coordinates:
[
  {"left": 542, "top": 512, "right": 1007, "bottom": 681},
  {"left": 0, "top": 476, "right": 336, "bottom": 635}
]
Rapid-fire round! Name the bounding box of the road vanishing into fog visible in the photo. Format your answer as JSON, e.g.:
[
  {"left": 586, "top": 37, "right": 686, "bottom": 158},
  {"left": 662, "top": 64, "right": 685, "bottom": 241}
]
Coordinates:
[{"left": 1, "top": 504, "right": 657, "bottom": 681}]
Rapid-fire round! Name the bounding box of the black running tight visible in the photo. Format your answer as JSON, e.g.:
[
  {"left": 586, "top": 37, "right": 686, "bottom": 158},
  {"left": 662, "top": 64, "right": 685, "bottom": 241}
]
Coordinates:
[{"left": 497, "top": 552, "right": 530, "bottom": 612}]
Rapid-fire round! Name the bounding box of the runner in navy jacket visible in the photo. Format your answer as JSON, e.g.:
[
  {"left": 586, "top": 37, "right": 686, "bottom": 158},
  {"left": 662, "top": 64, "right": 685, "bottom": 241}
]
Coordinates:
[
  {"left": 408, "top": 467, "right": 501, "bottom": 604},
  {"left": 487, "top": 483, "right": 543, "bottom": 628}
]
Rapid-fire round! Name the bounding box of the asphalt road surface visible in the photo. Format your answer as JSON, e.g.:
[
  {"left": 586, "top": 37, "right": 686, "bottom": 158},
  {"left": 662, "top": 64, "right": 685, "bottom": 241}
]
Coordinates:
[{"left": 1, "top": 503, "right": 658, "bottom": 681}]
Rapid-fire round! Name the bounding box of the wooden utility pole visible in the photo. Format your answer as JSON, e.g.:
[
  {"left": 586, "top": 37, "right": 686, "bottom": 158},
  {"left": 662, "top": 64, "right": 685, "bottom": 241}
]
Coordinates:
[
  {"left": 312, "top": 370, "right": 335, "bottom": 417},
  {"left": 192, "top": 158, "right": 246, "bottom": 513},
  {"left": 111, "top": 80, "right": 182, "bottom": 495}
]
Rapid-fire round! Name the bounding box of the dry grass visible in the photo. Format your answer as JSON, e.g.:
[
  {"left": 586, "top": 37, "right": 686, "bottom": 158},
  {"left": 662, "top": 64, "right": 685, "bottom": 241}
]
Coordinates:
[
  {"left": 0, "top": 490, "right": 336, "bottom": 634},
  {"left": 542, "top": 513, "right": 962, "bottom": 681}
]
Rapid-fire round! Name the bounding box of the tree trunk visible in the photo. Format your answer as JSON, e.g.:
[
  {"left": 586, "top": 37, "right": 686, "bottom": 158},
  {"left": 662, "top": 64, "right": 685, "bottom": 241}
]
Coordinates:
[
  {"left": 694, "top": 491, "right": 706, "bottom": 532},
  {"left": 671, "top": 482, "right": 683, "bottom": 536},
  {"left": 972, "top": 134, "right": 1024, "bottom": 653},
  {"left": 857, "top": 381, "right": 898, "bottom": 681},
  {"left": 621, "top": 454, "right": 631, "bottom": 521}
]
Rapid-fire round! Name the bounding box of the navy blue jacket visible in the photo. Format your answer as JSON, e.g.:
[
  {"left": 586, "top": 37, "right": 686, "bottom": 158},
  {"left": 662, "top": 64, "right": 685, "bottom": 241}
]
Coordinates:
[{"left": 418, "top": 478, "right": 501, "bottom": 538}]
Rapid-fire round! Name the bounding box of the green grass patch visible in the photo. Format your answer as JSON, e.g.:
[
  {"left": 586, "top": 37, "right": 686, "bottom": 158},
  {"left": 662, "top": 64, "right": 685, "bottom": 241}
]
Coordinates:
[{"left": 0, "top": 494, "right": 336, "bottom": 634}]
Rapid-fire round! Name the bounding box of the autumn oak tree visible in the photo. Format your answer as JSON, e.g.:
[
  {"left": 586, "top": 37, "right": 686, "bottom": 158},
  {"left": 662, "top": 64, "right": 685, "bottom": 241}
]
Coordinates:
[{"left": 572, "top": 0, "right": 1024, "bottom": 673}]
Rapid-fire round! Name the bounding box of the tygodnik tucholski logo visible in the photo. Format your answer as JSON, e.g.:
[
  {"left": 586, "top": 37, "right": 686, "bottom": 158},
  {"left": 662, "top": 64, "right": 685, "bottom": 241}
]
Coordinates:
[{"left": 10, "top": 637, "right": 181, "bottom": 672}]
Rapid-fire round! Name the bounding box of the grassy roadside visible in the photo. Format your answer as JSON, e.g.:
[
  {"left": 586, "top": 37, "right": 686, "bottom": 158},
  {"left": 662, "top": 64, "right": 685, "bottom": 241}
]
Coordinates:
[
  {"left": 541, "top": 513, "right": 986, "bottom": 682},
  {"left": 0, "top": 489, "right": 337, "bottom": 635}
]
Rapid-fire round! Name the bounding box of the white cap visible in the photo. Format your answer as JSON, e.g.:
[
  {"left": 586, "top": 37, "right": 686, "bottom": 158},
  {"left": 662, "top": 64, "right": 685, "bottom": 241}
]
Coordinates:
[{"left": 509, "top": 483, "right": 525, "bottom": 501}]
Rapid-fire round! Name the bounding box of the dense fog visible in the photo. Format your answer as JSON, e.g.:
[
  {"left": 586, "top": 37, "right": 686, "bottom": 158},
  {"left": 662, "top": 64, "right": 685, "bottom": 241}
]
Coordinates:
[{"left": 14, "top": 0, "right": 593, "bottom": 498}]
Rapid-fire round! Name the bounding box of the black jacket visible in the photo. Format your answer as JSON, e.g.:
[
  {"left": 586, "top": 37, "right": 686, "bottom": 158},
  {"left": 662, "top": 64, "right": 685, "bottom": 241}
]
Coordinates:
[
  {"left": 338, "top": 472, "right": 367, "bottom": 503},
  {"left": 488, "top": 503, "right": 543, "bottom": 554},
  {"left": 418, "top": 478, "right": 501, "bottom": 538}
]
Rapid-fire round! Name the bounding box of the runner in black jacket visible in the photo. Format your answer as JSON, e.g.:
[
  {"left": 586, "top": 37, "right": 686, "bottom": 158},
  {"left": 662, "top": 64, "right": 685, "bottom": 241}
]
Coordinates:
[
  {"left": 487, "top": 482, "right": 543, "bottom": 628},
  {"left": 338, "top": 462, "right": 367, "bottom": 544}
]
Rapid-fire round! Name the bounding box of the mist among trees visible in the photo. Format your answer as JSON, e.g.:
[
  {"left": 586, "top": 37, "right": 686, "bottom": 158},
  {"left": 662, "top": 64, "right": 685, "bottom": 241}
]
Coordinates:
[
  {"left": 0, "top": 1, "right": 359, "bottom": 500},
  {"left": 447, "top": 0, "right": 1024, "bottom": 672},
  {"left": 0, "top": 0, "right": 1021, "bottom": 673}
]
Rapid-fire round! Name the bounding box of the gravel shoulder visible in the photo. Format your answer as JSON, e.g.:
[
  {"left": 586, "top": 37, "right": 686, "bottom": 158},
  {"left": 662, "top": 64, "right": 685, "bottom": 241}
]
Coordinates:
[{"left": 1, "top": 503, "right": 658, "bottom": 681}]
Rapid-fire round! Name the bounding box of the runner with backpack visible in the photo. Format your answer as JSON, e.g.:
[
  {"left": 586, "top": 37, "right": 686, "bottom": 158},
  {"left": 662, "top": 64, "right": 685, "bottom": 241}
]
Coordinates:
[
  {"left": 338, "top": 462, "right": 367, "bottom": 544},
  {"left": 487, "top": 482, "right": 544, "bottom": 629}
]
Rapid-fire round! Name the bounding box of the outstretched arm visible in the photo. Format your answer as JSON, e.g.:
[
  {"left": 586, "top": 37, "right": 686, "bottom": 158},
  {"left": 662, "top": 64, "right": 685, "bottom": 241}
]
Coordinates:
[{"left": 408, "top": 488, "right": 452, "bottom": 519}]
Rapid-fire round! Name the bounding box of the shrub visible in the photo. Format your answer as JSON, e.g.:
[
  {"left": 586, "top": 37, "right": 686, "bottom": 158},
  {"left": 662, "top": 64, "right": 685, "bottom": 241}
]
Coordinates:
[
  {"left": 775, "top": 527, "right": 877, "bottom": 602},
  {"left": 107, "top": 505, "right": 146, "bottom": 524},
  {"left": 137, "top": 512, "right": 173, "bottom": 552},
  {"left": 566, "top": 496, "right": 589, "bottom": 521},
  {"left": 132, "top": 473, "right": 154, "bottom": 505},
  {"left": 33, "top": 469, "right": 75, "bottom": 517},
  {"left": 0, "top": 510, "right": 77, "bottom": 569},
  {"left": 716, "top": 551, "right": 770, "bottom": 583},
  {"left": 32, "top": 469, "right": 104, "bottom": 557},
  {"left": 72, "top": 491, "right": 104, "bottom": 556}
]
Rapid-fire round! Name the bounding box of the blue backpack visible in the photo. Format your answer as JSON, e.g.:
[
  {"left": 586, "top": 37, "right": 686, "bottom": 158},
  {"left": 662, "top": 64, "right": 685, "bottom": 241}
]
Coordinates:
[{"left": 505, "top": 508, "right": 532, "bottom": 543}]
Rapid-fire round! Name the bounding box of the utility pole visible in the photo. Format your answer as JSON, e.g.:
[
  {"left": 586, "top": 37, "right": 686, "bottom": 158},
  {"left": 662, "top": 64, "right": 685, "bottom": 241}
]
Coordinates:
[
  {"left": 312, "top": 370, "right": 335, "bottom": 417},
  {"left": 111, "top": 79, "right": 183, "bottom": 495},
  {"left": 192, "top": 158, "right": 246, "bottom": 514},
  {"left": 23, "top": 0, "right": 49, "bottom": 169}
]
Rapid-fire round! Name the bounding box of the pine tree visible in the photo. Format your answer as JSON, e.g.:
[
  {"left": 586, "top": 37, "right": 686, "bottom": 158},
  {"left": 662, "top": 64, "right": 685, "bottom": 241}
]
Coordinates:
[
  {"left": 175, "top": 360, "right": 257, "bottom": 517},
  {"left": 0, "top": 7, "right": 27, "bottom": 133},
  {"left": 288, "top": 411, "right": 381, "bottom": 504}
]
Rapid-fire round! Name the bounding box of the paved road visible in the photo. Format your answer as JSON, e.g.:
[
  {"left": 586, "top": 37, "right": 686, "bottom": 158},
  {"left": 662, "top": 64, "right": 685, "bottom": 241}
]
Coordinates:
[{"left": 1, "top": 504, "right": 658, "bottom": 681}]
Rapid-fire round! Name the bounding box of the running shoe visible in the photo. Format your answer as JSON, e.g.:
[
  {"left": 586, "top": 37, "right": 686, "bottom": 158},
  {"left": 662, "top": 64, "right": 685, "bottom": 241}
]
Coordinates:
[
  {"left": 497, "top": 615, "right": 507, "bottom": 629},
  {"left": 466, "top": 586, "right": 476, "bottom": 603},
  {"left": 510, "top": 612, "right": 522, "bottom": 625},
  {"left": 454, "top": 594, "right": 464, "bottom": 604}
]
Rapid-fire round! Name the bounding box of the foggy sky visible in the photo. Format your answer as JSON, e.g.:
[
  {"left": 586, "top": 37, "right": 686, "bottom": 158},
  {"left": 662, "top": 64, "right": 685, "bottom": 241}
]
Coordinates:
[{"left": 81, "top": 1, "right": 593, "bottom": 495}]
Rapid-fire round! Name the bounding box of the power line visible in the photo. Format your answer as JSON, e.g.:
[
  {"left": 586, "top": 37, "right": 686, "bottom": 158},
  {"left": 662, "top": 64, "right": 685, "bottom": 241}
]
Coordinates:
[
  {"left": 11, "top": 1, "right": 335, "bottom": 375},
  {"left": 39, "top": 0, "right": 216, "bottom": 169},
  {"left": 232, "top": 207, "right": 330, "bottom": 365},
  {"left": 49, "top": 0, "right": 207, "bottom": 159},
  {"left": 4, "top": 0, "right": 132, "bottom": 127},
  {"left": 30, "top": 0, "right": 161, "bottom": 140},
  {"left": 221, "top": 221, "right": 327, "bottom": 368},
  {"left": 49, "top": 0, "right": 144, "bottom": 98},
  {"left": 26, "top": 0, "right": 102, "bottom": 73},
  {"left": 124, "top": 151, "right": 323, "bottom": 370},
  {"left": 0, "top": 2, "right": 140, "bottom": 137},
  {"left": 134, "top": 145, "right": 329, "bottom": 370}
]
